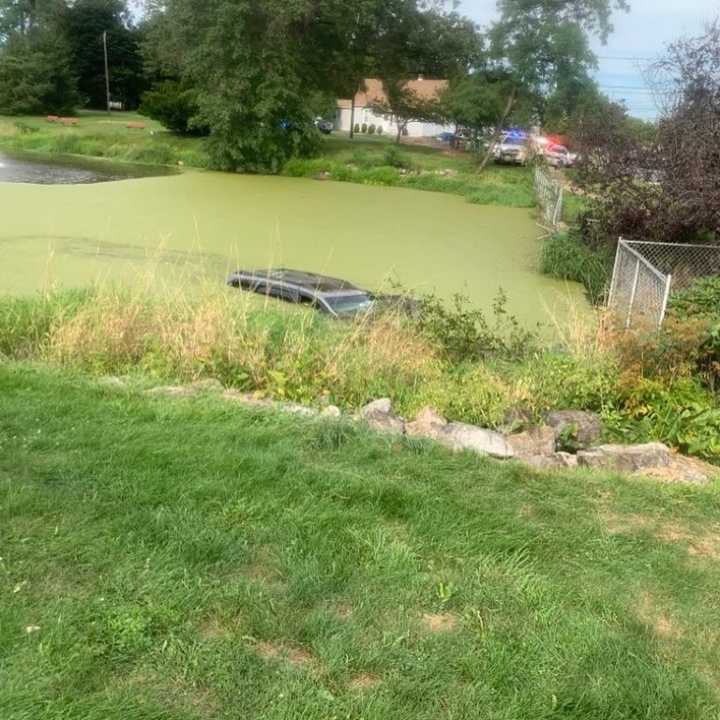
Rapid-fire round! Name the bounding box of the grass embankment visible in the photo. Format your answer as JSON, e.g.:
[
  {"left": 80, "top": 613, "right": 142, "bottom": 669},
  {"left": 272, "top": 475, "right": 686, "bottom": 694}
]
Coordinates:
[
  {"left": 1, "top": 363, "right": 720, "bottom": 719},
  {"left": 0, "top": 112, "right": 535, "bottom": 208},
  {"left": 2, "top": 287, "right": 720, "bottom": 462}
]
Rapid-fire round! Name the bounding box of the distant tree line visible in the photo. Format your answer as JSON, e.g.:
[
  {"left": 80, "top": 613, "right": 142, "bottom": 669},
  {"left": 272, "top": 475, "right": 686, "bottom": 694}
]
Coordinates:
[{"left": 0, "top": 0, "right": 648, "bottom": 172}]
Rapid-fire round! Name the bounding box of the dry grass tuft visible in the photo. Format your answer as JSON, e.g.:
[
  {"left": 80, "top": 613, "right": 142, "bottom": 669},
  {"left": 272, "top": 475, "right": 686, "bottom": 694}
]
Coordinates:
[
  {"left": 421, "top": 612, "right": 458, "bottom": 633},
  {"left": 348, "top": 673, "right": 381, "bottom": 691}
]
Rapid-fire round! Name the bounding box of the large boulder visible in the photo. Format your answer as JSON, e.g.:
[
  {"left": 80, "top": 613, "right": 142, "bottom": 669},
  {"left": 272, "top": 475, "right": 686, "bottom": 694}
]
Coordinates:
[
  {"left": 521, "top": 452, "right": 579, "bottom": 470},
  {"left": 405, "top": 407, "right": 448, "bottom": 440},
  {"left": 577, "top": 443, "right": 671, "bottom": 473},
  {"left": 639, "top": 454, "right": 720, "bottom": 486},
  {"left": 546, "top": 410, "right": 602, "bottom": 448},
  {"left": 360, "top": 398, "right": 405, "bottom": 435},
  {"left": 505, "top": 426, "right": 556, "bottom": 459},
  {"left": 442, "top": 423, "right": 514, "bottom": 459}
]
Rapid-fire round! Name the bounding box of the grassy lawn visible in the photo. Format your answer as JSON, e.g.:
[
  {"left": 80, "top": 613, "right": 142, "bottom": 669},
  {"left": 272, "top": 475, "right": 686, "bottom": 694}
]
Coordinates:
[
  {"left": 0, "top": 111, "right": 535, "bottom": 208},
  {"left": 1, "top": 363, "right": 720, "bottom": 719}
]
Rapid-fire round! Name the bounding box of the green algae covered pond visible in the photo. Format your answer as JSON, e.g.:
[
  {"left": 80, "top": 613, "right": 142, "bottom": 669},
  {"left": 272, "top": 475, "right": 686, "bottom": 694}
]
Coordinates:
[{"left": 0, "top": 153, "right": 586, "bottom": 325}]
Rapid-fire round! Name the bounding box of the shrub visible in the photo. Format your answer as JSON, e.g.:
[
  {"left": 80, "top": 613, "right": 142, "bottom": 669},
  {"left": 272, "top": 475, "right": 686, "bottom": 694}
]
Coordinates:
[
  {"left": 540, "top": 231, "right": 612, "bottom": 304},
  {"left": 368, "top": 124, "right": 376, "bottom": 135},
  {"left": 377, "top": 126, "right": 384, "bottom": 135},
  {"left": 139, "top": 81, "right": 207, "bottom": 136},
  {"left": 353, "top": 123, "right": 360, "bottom": 134},
  {"left": 669, "top": 276, "right": 720, "bottom": 319},
  {"left": 361, "top": 123, "right": 368, "bottom": 133},
  {"left": 413, "top": 290, "right": 539, "bottom": 363}
]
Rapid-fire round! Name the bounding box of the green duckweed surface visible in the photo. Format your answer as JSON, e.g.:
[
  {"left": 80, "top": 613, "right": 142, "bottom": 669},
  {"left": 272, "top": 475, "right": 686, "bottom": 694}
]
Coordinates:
[{"left": 0, "top": 169, "right": 585, "bottom": 325}]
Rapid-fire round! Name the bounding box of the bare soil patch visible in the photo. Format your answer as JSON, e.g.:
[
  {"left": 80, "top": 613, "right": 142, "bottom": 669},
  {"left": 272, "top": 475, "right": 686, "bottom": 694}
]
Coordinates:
[
  {"left": 348, "top": 673, "right": 381, "bottom": 691},
  {"left": 421, "top": 612, "right": 458, "bottom": 633}
]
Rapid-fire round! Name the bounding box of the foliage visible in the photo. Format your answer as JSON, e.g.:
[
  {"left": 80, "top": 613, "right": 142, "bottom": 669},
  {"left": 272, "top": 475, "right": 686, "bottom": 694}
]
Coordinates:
[
  {"left": 540, "top": 230, "right": 612, "bottom": 303},
  {"left": 370, "top": 81, "right": 444, "bottom": 144},
  {"left": 414, "top": 290, "right": 539, "bottom": 363},
  {"left": 575, "top": 21, "right": 720, "bottom": 246},
  {"left": 0, "top": 32, "right": 79, "bottom": 115},
  {"left": 139, "top": 80, "right": 205, "bottom": 135},
  {"left": 669, "top": 276, "right": 720, "bottom": 320},
  {"left": 61, "top": 0, "right": 146, "bottom": 110}
]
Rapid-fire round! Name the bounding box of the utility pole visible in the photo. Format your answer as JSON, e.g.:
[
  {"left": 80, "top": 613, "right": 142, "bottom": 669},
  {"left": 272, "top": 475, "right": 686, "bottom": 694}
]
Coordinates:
[{"left": 103, "top": 31, "right": 111, "bottom": 115}]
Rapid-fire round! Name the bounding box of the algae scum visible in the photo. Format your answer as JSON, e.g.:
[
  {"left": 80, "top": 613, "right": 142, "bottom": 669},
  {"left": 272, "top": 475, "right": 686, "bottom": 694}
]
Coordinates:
[{"left": 0, "top": 152, "right": 585, "bottom": 324}]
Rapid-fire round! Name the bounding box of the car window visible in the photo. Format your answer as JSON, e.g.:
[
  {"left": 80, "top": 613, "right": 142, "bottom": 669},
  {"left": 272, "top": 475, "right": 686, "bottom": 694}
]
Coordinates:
[{"left": 323, "top": 294, "right": 374, "bottom": 315}]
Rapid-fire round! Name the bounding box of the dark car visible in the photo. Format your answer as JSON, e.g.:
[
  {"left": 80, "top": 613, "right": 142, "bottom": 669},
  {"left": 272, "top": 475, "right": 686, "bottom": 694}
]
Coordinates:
[
  {"left": 315, "top": 118, "right": 334, "bottom": 135},
  {"left": 227, "top": 269, "right": 376, "bottom": 318}
]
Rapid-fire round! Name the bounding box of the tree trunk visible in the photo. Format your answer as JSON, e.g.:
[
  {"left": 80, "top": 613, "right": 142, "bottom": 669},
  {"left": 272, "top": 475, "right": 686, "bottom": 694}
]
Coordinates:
[
  {"left": 350, "top": 98, "right": 355, "bottom": 139},
  {"left": 478, "top": 86, "right": 518, "bottom": 173}
]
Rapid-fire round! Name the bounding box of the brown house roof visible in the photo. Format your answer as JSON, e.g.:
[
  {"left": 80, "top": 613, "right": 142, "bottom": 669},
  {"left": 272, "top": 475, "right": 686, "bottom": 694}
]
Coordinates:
[{"left": 337, "top": 77, "right": 448, "bottom": 109}]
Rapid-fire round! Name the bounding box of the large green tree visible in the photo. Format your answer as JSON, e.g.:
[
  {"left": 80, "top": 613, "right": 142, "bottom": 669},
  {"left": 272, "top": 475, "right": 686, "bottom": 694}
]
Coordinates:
[{"left": 61, "top": 0, "right": 145, "bottom": 109}]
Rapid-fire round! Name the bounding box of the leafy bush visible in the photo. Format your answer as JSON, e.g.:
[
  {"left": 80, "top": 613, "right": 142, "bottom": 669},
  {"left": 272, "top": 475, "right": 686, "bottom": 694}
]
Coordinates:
[
  {"left": 669, "top": 276, "right": 720, "bottom": 319},
  {"left": 353, "top": 123, "right": 360, "bottom": 134},
  {"left": 540, "top": 231, "right": 612, "bottom": 304},
  {"left": 413, "top": 290, "right": 539, "bottom": 363},
  {"left": 368, "top": 124, "right": 376, "bottom": 135},
  {"left": 361, "top": 123, "right": 368, "bottom": 133},
  {"left": 140, "top": 81, "right": 207, "bottom": 136},
  {"left": 377, "top": 126, "right": 384, "bottom": 135}
]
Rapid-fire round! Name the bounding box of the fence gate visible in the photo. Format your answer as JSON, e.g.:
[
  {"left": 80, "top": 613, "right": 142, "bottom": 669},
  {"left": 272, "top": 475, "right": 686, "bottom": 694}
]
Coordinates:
[
  {"left": 534, "top": 166, "right": 564, "bottom": 230},
  {"left": 608, "top": 239, "right": 720, "bottom": 329}
]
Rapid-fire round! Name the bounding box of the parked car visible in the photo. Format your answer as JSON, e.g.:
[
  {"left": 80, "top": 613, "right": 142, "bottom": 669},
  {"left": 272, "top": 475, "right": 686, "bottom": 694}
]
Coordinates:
[
  {"left": 544, "top": 143, "right": 577, "bottom": 168},
  {"left": 315, "top": 118, "right": 334, "bottom": 134},
  {"left": 493, "top": 132, "right": 529, "bottom": 165}
]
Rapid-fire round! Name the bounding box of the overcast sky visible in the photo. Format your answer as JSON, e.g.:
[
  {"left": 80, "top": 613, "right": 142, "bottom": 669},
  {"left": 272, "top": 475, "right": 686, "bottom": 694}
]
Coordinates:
[{"left": 459, "top": 0, "right": 715, "bottom": 118}]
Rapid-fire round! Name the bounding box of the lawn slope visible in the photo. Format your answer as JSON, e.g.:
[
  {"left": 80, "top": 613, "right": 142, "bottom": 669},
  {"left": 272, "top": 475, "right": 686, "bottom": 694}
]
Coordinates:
[{"left": 1, "top": 364, "right": 719, "bottom": 719}]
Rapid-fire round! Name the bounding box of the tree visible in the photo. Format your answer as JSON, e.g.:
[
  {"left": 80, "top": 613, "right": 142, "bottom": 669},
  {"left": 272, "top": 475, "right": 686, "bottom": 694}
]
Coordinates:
[
  {"left": 0, "top": 30, "right": 79, "bottom": 114},
  {"left": 62, "top": 0, "right": 146, "bottom": 109},
  {"left": 574, "top": 19, "right": 720, "bottom": 247}
]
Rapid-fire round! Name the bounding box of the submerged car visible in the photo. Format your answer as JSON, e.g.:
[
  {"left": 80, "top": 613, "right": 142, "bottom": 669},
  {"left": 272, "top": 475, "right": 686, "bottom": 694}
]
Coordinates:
[{"left": 227, "top": 269, "right": 376, "bottom": 318}]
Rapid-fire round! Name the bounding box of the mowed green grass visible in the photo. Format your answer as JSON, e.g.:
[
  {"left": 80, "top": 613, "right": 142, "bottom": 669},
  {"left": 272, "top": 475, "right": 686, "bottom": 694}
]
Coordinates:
[{"left": 1, "top": 364, "right": 720, "bottom": 719}]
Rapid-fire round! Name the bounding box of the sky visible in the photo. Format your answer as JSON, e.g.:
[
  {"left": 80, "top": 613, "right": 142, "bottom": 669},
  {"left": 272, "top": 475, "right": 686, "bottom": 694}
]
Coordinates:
[{"left": 459, "top": 0, "right": 715, "bottom": 119}]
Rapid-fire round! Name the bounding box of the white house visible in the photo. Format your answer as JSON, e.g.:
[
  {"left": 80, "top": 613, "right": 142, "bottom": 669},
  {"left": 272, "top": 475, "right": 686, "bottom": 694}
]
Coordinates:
[{"left": 335, "top": 77, "right": 455, "bottom": 139}]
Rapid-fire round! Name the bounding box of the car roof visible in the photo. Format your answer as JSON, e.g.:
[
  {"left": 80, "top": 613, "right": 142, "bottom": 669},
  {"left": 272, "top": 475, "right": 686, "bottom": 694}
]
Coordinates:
[{"left": 233, "top": 268, "right": 365, "bottom": 293}]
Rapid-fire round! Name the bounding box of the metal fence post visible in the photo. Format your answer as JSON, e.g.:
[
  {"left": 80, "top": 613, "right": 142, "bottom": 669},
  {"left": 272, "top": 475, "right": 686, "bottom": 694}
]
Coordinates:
[
  {"left": 659, "top": 274, "right": 673, "bottom": 329},
  {"left": 625, "top": 257, "right": 641, "bottom": 329},
  {"left": 607, "top": 237, "right": 623, "bottom": 308}
]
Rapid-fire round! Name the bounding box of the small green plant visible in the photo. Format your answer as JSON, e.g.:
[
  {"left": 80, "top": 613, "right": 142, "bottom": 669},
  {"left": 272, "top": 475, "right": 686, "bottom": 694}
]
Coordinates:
[
  {"left": 353, "top": 123, "right": 360, "bottom": 134},
  {"left": 361, "top": 122, "right": 368, "bottom": 134},
  {"left": 669, "top": 276, "right": 720, "bottom": 319},
  {"left": 14, "top": 121, "right": 38, "bottom": 134},
  {"left": 413, "top": 289, "right": 539, "bottom": 363},
  {"left": 368, "top": 124, "right": 376, "bottom": 135},
  {"left": 377, "top": 125, "right": 384, "bottom": 135}
]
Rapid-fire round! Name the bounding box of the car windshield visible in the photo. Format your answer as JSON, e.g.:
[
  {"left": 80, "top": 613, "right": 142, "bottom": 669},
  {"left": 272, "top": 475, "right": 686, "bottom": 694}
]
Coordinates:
[
  {"left": 504, "top": 136, "right": 527, "bottom": 146},
  {"left": 323, "top": 294, "right": 374, "bottom": 315}
]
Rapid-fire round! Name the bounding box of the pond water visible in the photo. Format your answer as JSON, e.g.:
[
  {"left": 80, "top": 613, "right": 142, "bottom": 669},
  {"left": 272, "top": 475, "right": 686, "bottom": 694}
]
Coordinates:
[
  {"left": 0, "top": 150, "right": 177, "bottom": 185},
  {"left": 0, "top": 155, "right": 586, "bottom": 325}
]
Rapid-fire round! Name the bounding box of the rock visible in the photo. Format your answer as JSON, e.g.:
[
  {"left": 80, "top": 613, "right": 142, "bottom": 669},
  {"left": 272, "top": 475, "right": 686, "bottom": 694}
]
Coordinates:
[
  {"left": 321, "top": 405, "right": 342, "bottom": 419},
  {"left": 546, "top": 410, "right": 602, "bottom": 448},
  {"left": 98, "top": 376, "right": 126, "bottom": 389},
  {"left": 405, "top": 407, "right": 448, "bottom": 440},
  {"left": 505, "top": 426, "right": 556, "bottom": 459},
  {"left": 280, "top": 403, "right": 319, "bottom": 417},
  {"left": 577, "top": 443, "right": 671, "bottom": 473},
  {"left": 442, "top": 423, "right": 514, "bottom": 459},
  {"left": 360, "top": 398, "right": 405, "bottom": 435},
  {"left": 521, "top": 452, "right": 579, "bottom": 470},
  {"left": 222, "top": 390, "right": 274, "bottom": 408},
  {"left": 146, "top": 385, "right": 191, "bottom": 397},
  {"left": 189, "top": 378, "right": 224, "bottom": 393},
  {"left": 501, "top": 405, "right": 534, "bottom": 432},
  {"left": 638, "top": 455, "right": 720, "bottom": 486}
]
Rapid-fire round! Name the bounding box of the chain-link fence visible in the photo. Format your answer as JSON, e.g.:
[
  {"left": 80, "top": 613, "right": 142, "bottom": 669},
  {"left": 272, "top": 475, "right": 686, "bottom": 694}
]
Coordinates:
[
  {"left": 608, "top": 239, "right": 720, "bottom": 329},
  {"left": 534, "top": 166, "right": 564, "bottom": 230}
]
